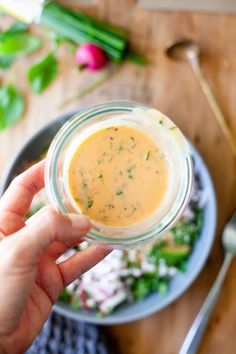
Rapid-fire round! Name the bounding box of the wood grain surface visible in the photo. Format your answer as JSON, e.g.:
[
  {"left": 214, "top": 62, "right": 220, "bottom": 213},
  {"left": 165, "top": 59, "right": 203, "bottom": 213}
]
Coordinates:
[{"left": 1, "top": 1, "right": 236, "bottom": 353}]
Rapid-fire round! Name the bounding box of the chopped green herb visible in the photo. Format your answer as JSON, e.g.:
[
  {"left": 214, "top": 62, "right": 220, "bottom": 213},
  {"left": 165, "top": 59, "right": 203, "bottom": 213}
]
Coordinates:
[
  {"left": 118, "top": 144, "right": 124, "bottom": 151},
  {"left": 127, "top": 166, "right": 135, "bottom": 173},
  {"left": 170, "top": 126, "right": 176, "bottom": 130},
  {"left": 146, "top": 151, "right": 151, "bottom": 161},
  {"left": 159, "top": 119, "right": 163, "bottom": 125},
  {"left": 87, "top": 199, "right": 93, "bottom": 208},
  {"left": 130, "top": 136, "right": 136, "bottom": 148},
  {"left": 128, "top": 175, "right": 134, "bottom": 179},
  {"left": 97, "top": 160, "right": 101, "bottom": 164},
  {"left": 116, "top": 189, "right": 123, "bottom": 196},
  {"left": 98, "top": 174, "right": 103, "bottom": 179}
]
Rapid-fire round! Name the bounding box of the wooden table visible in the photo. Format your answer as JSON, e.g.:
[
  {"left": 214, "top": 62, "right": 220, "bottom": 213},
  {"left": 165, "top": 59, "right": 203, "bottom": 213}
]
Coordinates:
[{"left": 1, "top": 1, "right": 236, "bottom": 353}]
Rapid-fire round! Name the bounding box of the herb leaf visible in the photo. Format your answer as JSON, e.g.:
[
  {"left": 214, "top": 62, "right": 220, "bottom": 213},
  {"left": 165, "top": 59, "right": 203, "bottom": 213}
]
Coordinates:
[
  {"left": 146, "top": 151, "right": 151, "bottom": 161},
  {"left": 87, "top": 199, "right": 93, "bottom": 208},
  {"left": 0, "top": 33, "right": 42, "bottom": 57},
  {"left": 0, "top": 85, "right": 25, "bottom": 130},
  {"left": 0, "top": 22, "right": 28, "bottom": 41},
  {"left": 28, "top": 53, "right": 58, "bottom": 94},
  {"left": 0, "top": 22, "right": 29, "bottom": 69},
  {"left": 116, "top": 189, "right": 123, "bottom": 196}
]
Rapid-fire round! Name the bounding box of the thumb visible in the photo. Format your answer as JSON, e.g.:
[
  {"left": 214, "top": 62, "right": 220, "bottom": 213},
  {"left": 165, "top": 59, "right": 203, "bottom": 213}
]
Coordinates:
[{"left": 8, "top": 206, "right": 91, "bottom": 267}]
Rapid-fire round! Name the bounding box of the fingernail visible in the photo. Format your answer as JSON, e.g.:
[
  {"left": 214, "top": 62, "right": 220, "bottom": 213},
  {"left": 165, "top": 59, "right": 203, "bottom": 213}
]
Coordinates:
[{"left": 69, "top": 214, "right": 91, "bottom": 231}]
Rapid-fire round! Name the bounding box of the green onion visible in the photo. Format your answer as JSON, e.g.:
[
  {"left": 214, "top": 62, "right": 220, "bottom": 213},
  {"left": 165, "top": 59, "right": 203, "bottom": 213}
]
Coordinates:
[{"left": 41, "top": 2, "right": 127, "bottom": 62}]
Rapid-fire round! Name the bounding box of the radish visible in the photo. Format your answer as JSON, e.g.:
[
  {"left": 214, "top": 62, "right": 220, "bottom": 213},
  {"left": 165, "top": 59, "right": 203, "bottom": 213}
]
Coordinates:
[{"left": 75, "top": 43, "right": 107, "bottom": 71}]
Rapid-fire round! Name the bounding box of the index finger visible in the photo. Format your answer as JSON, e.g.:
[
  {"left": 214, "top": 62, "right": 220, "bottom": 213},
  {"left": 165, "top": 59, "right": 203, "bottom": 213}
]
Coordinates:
[{"left": 0, "top": 160, "right": 45, "bottom": 218}]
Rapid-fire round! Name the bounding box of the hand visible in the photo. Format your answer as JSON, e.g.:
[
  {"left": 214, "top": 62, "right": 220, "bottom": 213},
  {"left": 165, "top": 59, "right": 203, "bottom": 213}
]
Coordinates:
[{"left": 0, "top": 161, "right": 110, "bottom": 354}]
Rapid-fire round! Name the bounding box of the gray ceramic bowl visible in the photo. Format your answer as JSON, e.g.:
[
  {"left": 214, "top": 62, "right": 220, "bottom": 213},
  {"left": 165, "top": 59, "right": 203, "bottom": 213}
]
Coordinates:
[{"left": 0, "top": 110, "right": 217, "bottom": 325}]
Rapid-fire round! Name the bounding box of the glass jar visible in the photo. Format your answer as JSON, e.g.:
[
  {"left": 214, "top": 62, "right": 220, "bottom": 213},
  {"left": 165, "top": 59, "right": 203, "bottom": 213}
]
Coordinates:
[{"left": 45, "top": 101, "right": 193, "bottom": 249}]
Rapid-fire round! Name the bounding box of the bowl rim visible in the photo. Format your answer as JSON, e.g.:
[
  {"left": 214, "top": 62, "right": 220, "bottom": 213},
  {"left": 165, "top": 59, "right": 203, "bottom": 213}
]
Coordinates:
[{"left": 0, "top": 109, "right": 217, "bottom": 325}]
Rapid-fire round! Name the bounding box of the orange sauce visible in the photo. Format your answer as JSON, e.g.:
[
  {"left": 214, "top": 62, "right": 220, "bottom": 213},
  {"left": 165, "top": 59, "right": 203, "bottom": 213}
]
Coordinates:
[{"left": 68, "top": 126, "right": 169, "bottom": 227}]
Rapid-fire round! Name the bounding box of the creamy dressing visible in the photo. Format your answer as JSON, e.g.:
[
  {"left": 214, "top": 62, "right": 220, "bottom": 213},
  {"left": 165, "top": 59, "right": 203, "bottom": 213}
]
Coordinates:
[{"left": 68, "top": 125, "right": 169, "bottom": 227}]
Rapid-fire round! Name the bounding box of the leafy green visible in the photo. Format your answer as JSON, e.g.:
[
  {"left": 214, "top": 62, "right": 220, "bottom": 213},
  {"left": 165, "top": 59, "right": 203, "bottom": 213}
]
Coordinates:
[
  {"left": 0, "top": 22, "right": 28, "bottom": 41},
  {"left": 158, "top": 246, "right": 190, "bottom": 266},
  {"left": 0, "top": 22, "right": 29, "bottom": 69},
  {"left": 156, "top": 279, "right": 169, "bottom": 295},
  {"left": 172, "top": 209, "right": 203, "bottom": 246},
  {"left": 28, "top": 53, "right": 58, "bottom": 94},
  {"left": 59, "top": 289, "right": 70, "bottom": 302},
  {"left": 0, "top": 56, "right": 14, "bottom": 69},
  {"left": 0, "top": 85, "right": 25, "bottom": 130},
  {"left": 0, "top": 33, "right": 42, "bottom": 57},
  {"left": 131, "top": 274, "right": 169, "bottom": 300}
]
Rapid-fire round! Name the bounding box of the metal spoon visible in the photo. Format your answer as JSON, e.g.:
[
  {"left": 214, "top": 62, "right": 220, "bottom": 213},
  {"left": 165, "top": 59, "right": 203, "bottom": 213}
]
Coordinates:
[
  {"left": 178, "top": 211, "right": 236, "bottom": 354},
  {"left": 165, "top": 38, "right": 236, "bottom": 157}
]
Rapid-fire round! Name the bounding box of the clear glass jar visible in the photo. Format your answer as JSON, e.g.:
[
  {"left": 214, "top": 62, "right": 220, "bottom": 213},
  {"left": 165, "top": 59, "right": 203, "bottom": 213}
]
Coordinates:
[{"left": 45, "top": 101, "right": 193, "bottom": 249}]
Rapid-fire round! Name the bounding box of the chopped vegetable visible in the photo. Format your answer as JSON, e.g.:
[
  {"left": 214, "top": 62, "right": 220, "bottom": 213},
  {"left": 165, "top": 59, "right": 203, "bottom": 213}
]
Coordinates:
[
  {"left": 75, "top": 43, "right": 107, "bottom": 71},
  {"left": 28, "top": 53, "right": 58, "bottom": 94},
  {"left": 0, "top": 85, "right": 25, "bottom": 130}
]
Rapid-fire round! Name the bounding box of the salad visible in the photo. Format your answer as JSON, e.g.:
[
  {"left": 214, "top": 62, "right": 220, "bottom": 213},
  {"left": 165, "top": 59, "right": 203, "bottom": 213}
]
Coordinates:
[{"left": 26, "top": 159, "right": 207, "bottom": 316}]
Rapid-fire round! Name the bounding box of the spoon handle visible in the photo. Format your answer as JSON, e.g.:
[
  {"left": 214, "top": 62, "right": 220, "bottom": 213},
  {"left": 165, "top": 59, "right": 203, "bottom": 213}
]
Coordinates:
[
  {"left": 188, "top": 54, "right": 236, "bottom": 157},
  {"left": 179, "top": 252, "right": 233, "bottom": 354}
]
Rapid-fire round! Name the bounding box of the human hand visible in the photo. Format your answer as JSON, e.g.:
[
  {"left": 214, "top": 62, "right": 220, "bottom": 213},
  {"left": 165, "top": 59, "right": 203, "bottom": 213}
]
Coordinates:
[{"left": 0, "top": 161, "right": 110, "bottom": 354}]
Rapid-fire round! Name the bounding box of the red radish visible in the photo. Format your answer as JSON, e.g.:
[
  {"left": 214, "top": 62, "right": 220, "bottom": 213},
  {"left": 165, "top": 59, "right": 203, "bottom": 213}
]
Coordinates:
[{"left": 75, "top": 43, "right": 107, "bottom": 71}]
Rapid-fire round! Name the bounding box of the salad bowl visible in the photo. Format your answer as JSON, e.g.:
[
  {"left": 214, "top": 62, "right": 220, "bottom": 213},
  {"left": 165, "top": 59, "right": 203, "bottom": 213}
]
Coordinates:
[{"left": 0, "top": 110, "right": 217, "bottom": 325}]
